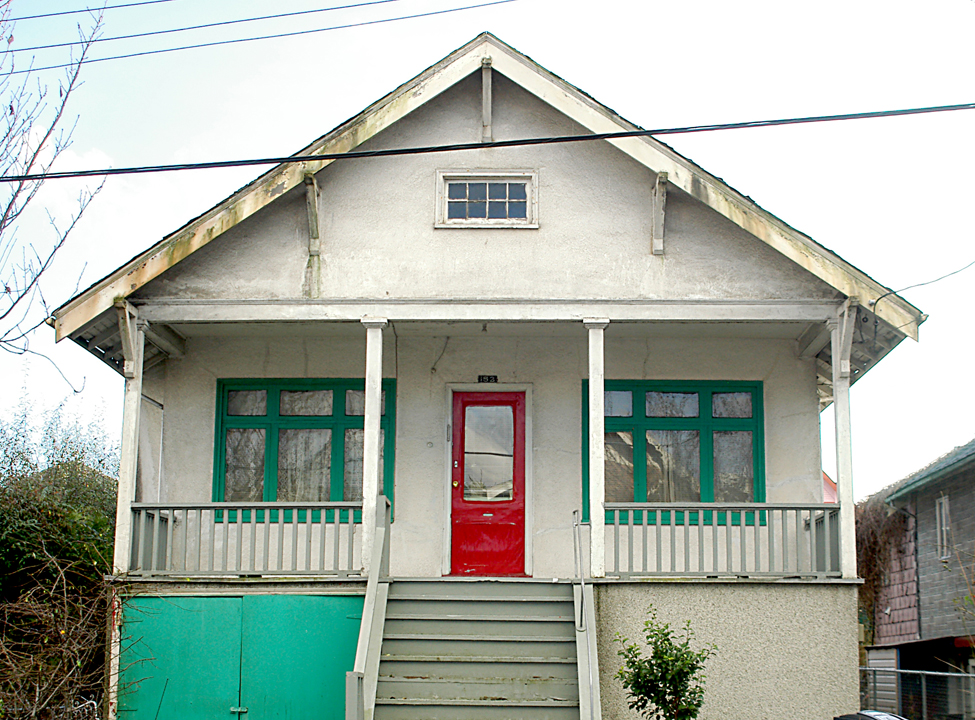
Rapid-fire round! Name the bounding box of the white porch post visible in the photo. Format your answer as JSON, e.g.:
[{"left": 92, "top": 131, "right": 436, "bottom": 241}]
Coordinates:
[
  {"left": 830, "top": 303, "right": 857, "bottom": 579},
  {"left": 585, "top": 318, "right": 609, "bottom": 578},
  {"left": 113, "top": 302, "right": 145, "bottom": 575},
  {"left": 360, "top": 317, "right": 387, "bottom": 573}
]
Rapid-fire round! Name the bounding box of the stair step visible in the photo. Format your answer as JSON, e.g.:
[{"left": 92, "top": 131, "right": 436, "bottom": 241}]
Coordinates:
[
  {"left": 387, "top": 580, "right": 573, "bottom": 600},
  {"left": 382, "top": 638, "right": 576, "bottom": 659},
  {"left": 378, "top": 659, "right": 579, "bottom": 679},
  {"left": 377, "top": 698, "right": 577, "bottom": 707},
  {"left": 384, "top": 633, "right": 574, "bottom": 643},
  {"left": 384, "top": 599, "right": 573, "bottom": 618},
  {"left": 377, "top": 676, "right": 578, "bottom": 703},
  {"left": 380, "top": 654, "right": 577, "bottom": 664},
  {"left": 383, "top": 619, "right": 574, "bottom": 638},
  {"left": 373, "top": 701, "right": 580, "bottom": 720}
]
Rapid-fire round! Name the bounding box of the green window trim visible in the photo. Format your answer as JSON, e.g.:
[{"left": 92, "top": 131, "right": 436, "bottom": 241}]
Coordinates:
[
  {"left": 213, "top": 378, "right": 396, "bottom": 522},
  {"left": 581, "top": 380, "right": 765, "bottom": 524}
]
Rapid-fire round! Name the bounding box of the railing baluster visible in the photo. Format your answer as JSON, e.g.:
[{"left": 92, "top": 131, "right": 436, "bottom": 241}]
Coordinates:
[
  {"left": 165, "top": 507, "right": 174, "bottom": 573},
  {"left": 613, "top": 510, "right": 620, "bottom": 575},
  {"left": 711, "top": 510, "right": 718, "bottom": 574},
  {"left": 753, "top": 509, "right": 760, "bottom": 572},
  {"left": 305, "top": 507, "right": 313, "bottom": 572},
  {"left": 683, "top": 507, "right": 690, "bottom": 573},
  {"left": 181, "top": 509, "right": 189, "bottom": 572},
  {"left": 208, "top": 508, "right": 215, "bottom": 572},
  {"left": 794, "top": 508, "right": 802, "bottom": 573},
  {"left": 655, "top": 508, "right": 661, "bottom": 574},
  {"left": 726, "top": 509, "right": 732, "bottom": 574},
  {"left": 641, "top": 510, "right": 648, "bottom": 575},
  {"left": 222, "top": 508, "right": 229, "bottom": 572},
  {"left": 235, "top": 506, "right": 243, "bottom": 572},
  {"left": 319, "top": 506, "right": 327, "bottom": 572},
  {"left": 291, "top": 505, "right": 299, "bottom": 571},
  {"left": 346, "top": 507, "right": 354, "bottom": 573},
  {"left": 627, "top": 508, "right": 633, "bottom": 574},
  {"left": 768, "top": 508, "right": 775, "bottom": 574},
  {"left": 277, "top": 506, "right": 285, "bottom": 571},
  {"left": 739, "top": 507, "right": 746, "bottom": 574},
  {"left": 263, "top": 507, "right": 270, "bottom": 573},
  {"left": 135, "top": 508, "right": 146, "bottom": 573},
  {"left": 698, "top": 507, "right": 704, "bottom": 574},
  {"left": 250, "top": 507, "right": 257, "bottom": 572}
]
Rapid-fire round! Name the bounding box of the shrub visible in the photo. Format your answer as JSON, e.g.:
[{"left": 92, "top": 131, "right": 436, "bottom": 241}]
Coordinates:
[{"left": 615, "top": 606, "right": 717, "bottom": 720}]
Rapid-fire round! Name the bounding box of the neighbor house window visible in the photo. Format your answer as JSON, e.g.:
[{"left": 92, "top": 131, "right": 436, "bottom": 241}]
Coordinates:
[
  {"left": 436, "top": 170, "right": 538, "bottom": 228},
  {"left": 582, "top": 380, "right": 764, "bottom": 521},
  {"left": 213, "top": 379, "right": 395, "bottom": 513},
  {"left": 936, "top": 494, "right": 951, "bottom": 560}
]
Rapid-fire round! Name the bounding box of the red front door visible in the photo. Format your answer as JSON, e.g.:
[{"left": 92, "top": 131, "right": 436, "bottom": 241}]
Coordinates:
[{"left": 450, "top": 391, "right": 526, "bottom": 576}]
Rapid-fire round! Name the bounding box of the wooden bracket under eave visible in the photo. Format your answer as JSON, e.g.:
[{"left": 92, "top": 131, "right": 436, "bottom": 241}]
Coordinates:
[
  {"left": 652, "top": 171, "right": 667, "bottom": 256},
  {"left": 114, "top": 300, "right": 139, "bottom": 378},
  {"left": 304, "top": 173, "right": 322, "bottom": 299}
]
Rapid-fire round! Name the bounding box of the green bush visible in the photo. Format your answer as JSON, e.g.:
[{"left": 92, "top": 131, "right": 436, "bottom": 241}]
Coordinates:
[{"left": 615, "top": 606, "right": 717, "bottom": 720}]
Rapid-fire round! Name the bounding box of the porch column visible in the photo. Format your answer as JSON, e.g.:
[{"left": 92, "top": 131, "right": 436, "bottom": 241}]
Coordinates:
[
  {"left": 830, "top": 303, "right": 857, "bottom": 579},
  {"left": 113, "top": 302, "right": 145, "bottom": 575},
  {"left": 584, "top": 318, "right": 609, "bottom": 578},
  {"left": 360, "top": 317, "right": 387, "bottom": 573}
]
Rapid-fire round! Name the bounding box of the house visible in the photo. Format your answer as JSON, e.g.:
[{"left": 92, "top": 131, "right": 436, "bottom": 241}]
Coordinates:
[
  {"left": 51, "top": 33, "right": 925, "bottom": 720},
  {"left": 866, "top": 439, "right": 975, "bottom": 716}
]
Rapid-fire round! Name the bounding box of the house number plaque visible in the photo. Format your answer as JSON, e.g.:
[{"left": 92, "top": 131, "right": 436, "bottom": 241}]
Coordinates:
[{"left": 477, "top": 375, "right": 498, "bottom": 383}]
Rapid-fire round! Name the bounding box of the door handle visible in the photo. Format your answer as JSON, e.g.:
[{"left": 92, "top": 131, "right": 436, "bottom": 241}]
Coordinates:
[
  {"left": 452, "top": 481, "right": 459, "bottom": 487},
  {"left": 230, "top": 708, "right": 248, "bottom": 714}
]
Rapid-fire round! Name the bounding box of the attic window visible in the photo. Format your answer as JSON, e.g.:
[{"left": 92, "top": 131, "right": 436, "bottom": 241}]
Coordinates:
[{"left": 436, "top": 170, "right": 538, "bottom": 228}]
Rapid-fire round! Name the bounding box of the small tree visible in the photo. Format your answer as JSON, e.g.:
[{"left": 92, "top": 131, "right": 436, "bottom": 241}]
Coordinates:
[{"left": 615, "top": 606, "right": 717, "bottom": 720}]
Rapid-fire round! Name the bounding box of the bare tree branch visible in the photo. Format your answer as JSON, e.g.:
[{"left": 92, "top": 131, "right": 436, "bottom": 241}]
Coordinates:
[{"left": 0, "top": 2, "right": 103, "bottom": 361}]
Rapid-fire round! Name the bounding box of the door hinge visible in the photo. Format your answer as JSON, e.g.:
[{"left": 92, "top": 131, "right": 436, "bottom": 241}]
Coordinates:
[{"left": 230, "top": 708, "right": 248, "bottom": 714}]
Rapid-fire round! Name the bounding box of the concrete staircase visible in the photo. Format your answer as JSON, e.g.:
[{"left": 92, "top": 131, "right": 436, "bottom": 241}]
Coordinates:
[{"left": 374, "top": 579, "right": 580, "bottom": 720}]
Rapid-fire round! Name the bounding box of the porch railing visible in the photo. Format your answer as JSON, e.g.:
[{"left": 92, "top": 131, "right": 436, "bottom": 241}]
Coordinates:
[
  {"left": 604, "top": 502, "right": 841, "bottom": 578},
  {"left": 128, "top": 502, "right": 363, "bottom": 577}
]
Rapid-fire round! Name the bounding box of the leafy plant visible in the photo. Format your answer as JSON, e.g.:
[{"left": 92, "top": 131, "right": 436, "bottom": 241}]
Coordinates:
[{"left": 615, "top": 606, "right": 716, "bottom": 720}]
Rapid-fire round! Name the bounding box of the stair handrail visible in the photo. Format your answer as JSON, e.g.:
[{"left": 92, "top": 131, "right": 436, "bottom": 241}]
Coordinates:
[
  {"left": 346, "top": 495, "right": 390, "bottom": 720},
  {"left": 573, "top": 509, "right": 598, "bottom": 720}
]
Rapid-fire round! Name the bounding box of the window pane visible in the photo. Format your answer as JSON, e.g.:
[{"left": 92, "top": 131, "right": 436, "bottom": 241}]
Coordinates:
[
  {"left": 468, "top": 201, "right": 487, "bottom": 218},
  {"left": 280, "top": 390, "right": 333, "bottom": 416},
  {"left": 468, "top": 182, "right": 486, "bottom": 201},
  {"left": 345, "top": 390, "right": 386, "bottom": 416},
  {"left": 508, "top": 183, "right": 527, "bottom": 201},
  {"left": 604, "top": 431, "right": 634, "bottom": 503},
  {"left": 488, "top": 201, "right": 507, "bottom": 219},
  {"left": 447, "top": 182, "right": 466, "bottom": 199},
  {"left": 488, "top": 182, "right": 507, "bottom": 199},
  {"left": 277, "top": 429, "right": 331, "bottom": 501},
  {"left": 225, "top": 428, "right": 265, "bottom": 501},
  {"left": 712, "top": 392, "right": 752, "bottom": 418},
  {"left": 713, "top": 431, "right": 753, "bottom": 502},
  {"left": 604, "top": 391, "right": 633, "bottom": 417},
  {"left": 228, "top": 390, "right": 267, "bottom": 416},
  {"left": 464, "top": 406, "right": 514, "bottom": 501},
  {"left": 508, "top": 201, "right": 527, "bottom": 219},
  {"left": 447, "top": 201, "right": 466, "bottom": 219},
  {"left": 646, "top": 391, "right": 699, "bottom": 418},
  {"left": 646, "top": 430, "right": 700, "bottom": 502},
  {"left": 344, "top": 429, "right": 385, "bottom": 502}
]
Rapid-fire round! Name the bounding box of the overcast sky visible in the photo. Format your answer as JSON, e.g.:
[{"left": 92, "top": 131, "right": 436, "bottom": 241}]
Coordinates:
[{"left": 3, "top": 0, "right": 974, "bottom": 500}]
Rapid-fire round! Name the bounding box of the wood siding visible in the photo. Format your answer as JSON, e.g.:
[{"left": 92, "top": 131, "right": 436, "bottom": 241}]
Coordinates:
[{"left": 874, "top": 501, "right": 920, "bottom": 645}]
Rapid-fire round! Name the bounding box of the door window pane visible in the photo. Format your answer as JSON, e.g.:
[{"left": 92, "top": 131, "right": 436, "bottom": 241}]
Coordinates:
[
  {"left": 646, "top": 430, "right": 700, "bottom": 502},
  {"left": 646, "top": 392, "right": 699, "bottom": 418},
  {"left": 604, "top": 391, "right": 633, "bottom": 417},
  {"left": 713, "top": 431, "right": 754, "bottom": 502},
  {"left": 463, "top": 406, "right": 514, "bottom": 501},
  {"left": 604, "top": 431, "right": 634, "bottom": 503},
  {"left": 228, "top": 390, "right": 267, "bottom": 416},
  {"left": 280, "top": 390, "right": 333, "bottom": 416},
  {"left": 345, "top": 390, "right": 386, "bottom": 416},
  {"left": 225, "top": 429, "right": 266, "bottom": 501},
  {"left": 277, "top": 429, "right": 331, "bottom": 501},
  {"left": 343, "top": 429, "right": 385, "bottom": 502},
  {"left": 712, "top": 392, "right": 752, "bottom": 418}
]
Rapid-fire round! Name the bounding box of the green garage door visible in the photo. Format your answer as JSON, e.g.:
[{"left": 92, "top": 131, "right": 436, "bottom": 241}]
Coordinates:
[{"left": 119, "top": 595, "right": 363, "bottom": 720}]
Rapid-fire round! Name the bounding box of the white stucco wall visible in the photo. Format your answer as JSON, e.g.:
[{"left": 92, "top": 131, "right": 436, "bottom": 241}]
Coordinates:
[
  {"left": 147, "top": 326, "right": 821, "bottom": 579},
  {"left": 595, "top": 581, "right": 860, "bottom": 719}
]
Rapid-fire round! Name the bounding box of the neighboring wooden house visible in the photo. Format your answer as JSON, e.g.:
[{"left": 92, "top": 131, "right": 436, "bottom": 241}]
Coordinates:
[
  {"left": 870, "top": 438, "right": 975, "bottom": 671},
  {"left": 51, "top": 33, "right": 925, "bottom": 720}
]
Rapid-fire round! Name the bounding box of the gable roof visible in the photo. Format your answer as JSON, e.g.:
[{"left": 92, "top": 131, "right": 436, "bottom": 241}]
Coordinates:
[
  {"left": 886, "top": 438, "right": 975, "bottom": 503},
  {"left": 51, "top": 32, "right": 924, "bottom": 384}
]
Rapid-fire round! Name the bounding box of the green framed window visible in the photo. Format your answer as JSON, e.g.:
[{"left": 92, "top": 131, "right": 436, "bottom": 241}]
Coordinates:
[
  {"left": 582, "top": 380, "right": 764, "bottom": 522},
  {"left": 213, "top": 379, "right": 395, "bottom": 520}
]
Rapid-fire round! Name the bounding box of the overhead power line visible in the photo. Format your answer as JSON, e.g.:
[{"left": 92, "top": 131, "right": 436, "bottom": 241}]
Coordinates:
[
  {"left": 2, "top": 101, "right": 974, "bottom": 184},
  {"left": 9, "top": 0, "right": 517, "bottom": 74},
  {"left": 9, "top": 0, "right": 176, "bottom": 22},
  {"left": 12, "top": 0, "right": 408, "bottom": 54}
]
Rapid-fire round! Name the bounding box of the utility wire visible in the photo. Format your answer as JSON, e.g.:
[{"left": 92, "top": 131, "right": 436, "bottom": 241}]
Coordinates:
[
  {"left": 8, "top": 0, "right": 517, "bottom": 74},
  {"left": 9, "top": 0, "right": 176, "bottom": 22},
  {"left": 12, "top": 0, "right": 408, "bottom": 54},
  {"left": 3, "top": 101, "right": 974, "bottom": 183},
  {"left": 870, "top": 259, "right": 975, "bottom": 309}
]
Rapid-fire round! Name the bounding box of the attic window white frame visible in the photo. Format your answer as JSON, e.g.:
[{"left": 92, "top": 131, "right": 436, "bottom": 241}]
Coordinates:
[
  {"left": 936, "top": 494, "right": 951, "bottom": 560},
  {"left": 435, "top": 170, "right": 538, "bottom": 229}
]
